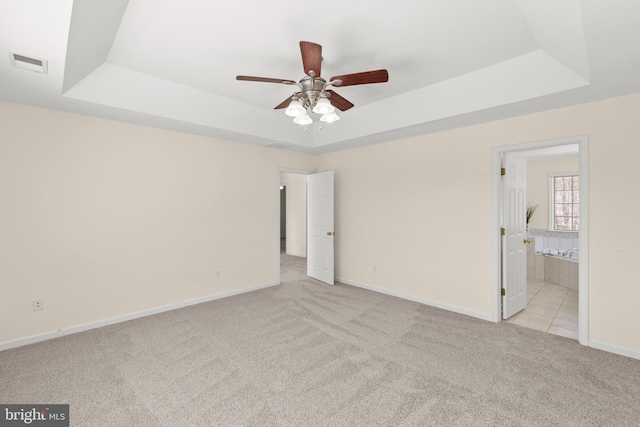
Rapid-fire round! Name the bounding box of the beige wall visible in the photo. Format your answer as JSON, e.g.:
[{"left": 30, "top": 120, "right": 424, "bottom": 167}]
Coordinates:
[
  {"left": 0, "top": 102, "right": 313, "bottom": 344},
  {"left": 527, "top": 156, "right": 579, "bottom": 230},
  {"left": 2, "top": 92, "right": 640, "bottom": 358},
  {"left": 315, "top": 129, "right": 494, "bottom": 318},
  {"left": 316, "top": 93, "right": 640, "bottom": 355}
]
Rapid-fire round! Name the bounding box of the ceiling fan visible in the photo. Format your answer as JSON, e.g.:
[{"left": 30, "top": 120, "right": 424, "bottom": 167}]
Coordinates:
[{"left": 236, "top": 41, "right": 389, "bottom": 125}]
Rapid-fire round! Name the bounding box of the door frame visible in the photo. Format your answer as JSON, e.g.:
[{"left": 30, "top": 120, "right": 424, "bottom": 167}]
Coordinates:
[
  {"left": 277, "top": 167, "right": 310, "bottom": 285},
  {"left": 491, "top": 135, "right": 589, "bottom": 346}
]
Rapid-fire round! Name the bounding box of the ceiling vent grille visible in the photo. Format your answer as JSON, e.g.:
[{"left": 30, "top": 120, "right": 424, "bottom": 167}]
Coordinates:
[
  {"left": 8, "top": 52, "right": 48, "bottom": 74},
  {"left": 265, "top": 143, "right": 292, "bottom": 150}
]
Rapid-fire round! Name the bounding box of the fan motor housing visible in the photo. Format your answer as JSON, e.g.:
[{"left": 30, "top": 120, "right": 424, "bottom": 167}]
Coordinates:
[{"left": 299, "top": 76, "right": 327, "bottom": 108}]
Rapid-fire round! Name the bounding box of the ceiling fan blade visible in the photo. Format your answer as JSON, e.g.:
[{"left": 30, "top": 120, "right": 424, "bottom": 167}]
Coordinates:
[
  {"left": 325, "top": 90, "right": 354, "bottom": 111},
  {"left": 330, "top": 69, "right": 389, "bottom": 86},
  {"left": 274, "top": 96, "right": 294, "bottom": 110},
  {"left": 300, "top": 41, "right": 322, "bottom": 77},
  {"left": 236, "top": 75, "right": 297, "bottom": 85}
]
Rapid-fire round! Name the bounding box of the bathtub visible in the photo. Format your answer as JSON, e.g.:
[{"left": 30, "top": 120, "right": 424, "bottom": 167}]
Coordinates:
[
  {"left": 543, "top": 253, "right": 579, "bottom": 263},
  {"left": 540, "top": 248, "right": 579, "bottom": 262},
  {"left": 539, "top": 251, "right": 579, "bottom": 290}
]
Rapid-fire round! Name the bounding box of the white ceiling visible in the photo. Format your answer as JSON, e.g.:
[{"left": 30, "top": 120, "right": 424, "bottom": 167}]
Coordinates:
[{"left": 1, "top": 0, "right": 639, "bottom": 154}]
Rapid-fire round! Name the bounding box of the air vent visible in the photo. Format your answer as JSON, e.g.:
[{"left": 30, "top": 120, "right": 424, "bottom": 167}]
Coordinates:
[
  {"left": 264, "top": 143, "right": 292, "bottom": 150},
  {"left": 8, "top": 52, "right": 48, "bottom": 74}
]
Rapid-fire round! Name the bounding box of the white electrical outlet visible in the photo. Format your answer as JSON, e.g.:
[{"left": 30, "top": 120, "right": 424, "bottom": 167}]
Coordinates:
[
  {"left": 216, "top": 270, "right": 222, "bottom": 279},
  {"left": 373, "top": 265, "right": 377, "bottom": 273},
  {"left": 33, "top": 299, "right": 44, "bottom": 311}
]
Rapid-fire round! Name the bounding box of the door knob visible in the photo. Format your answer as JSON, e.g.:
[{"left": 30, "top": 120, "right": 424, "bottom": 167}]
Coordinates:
[
  {"left": 524, "top": 239, "right": 531, "bottom": 244},
  {"left": 326, "top": 231, "right": 334, "bottom": 236}
]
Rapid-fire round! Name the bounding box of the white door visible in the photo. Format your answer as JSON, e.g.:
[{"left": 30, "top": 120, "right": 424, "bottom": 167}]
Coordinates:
[
  {"left": 307, "top": 171, "right": 334, "bottom": 285},
  {"left": 502, "top": 154, "right": 527, "bottom": 319}
]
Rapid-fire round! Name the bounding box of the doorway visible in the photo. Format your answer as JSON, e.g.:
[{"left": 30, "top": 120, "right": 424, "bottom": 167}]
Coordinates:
[
  {"left": 492, "top": 136, "right": 589, "bottom": 346},
  {"left": 277, "top": 168, "right": 310, "bottom": 284},
  {"left": 277, "top": 168, "right": 335, "bottom": 286},
  {"left": 280, "top": 185, "right": 286, "bottom": 254}
]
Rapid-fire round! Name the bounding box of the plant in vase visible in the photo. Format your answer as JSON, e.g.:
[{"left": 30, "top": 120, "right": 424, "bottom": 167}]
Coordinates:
[{"left": 526, "top": 203, "right": 538, "bottom": 234}]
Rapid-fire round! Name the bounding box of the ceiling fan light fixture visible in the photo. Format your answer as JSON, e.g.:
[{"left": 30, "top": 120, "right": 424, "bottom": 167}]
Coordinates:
[
  {"left": 320, "top": 111, "right": 340, "bottom": 123},
  {"left": 312, "top": 97, "right": 334, "bottom": 115},
  {"left": 285, "top": 99, "right": 305, "bottom": 117},
  {"left": 293, "top": 113, "right": 312, "bottom": 125},
  {"left": 237, "top": 41, "right": 389, "bottom": 128}
]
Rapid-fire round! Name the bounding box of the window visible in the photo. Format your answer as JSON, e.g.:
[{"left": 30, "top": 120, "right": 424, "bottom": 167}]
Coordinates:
[{"left": 550, "top": 173, "right": 579, "bottom": 231}]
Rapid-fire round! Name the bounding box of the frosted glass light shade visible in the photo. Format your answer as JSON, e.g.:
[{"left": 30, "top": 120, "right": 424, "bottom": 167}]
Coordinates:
[
  {"left": 312, "top": 97, "right": 335, "bottom": 114},
  {"left": 293, "top": 113, "right": 312, "bottom": 125},
  {"left": 285, "top": 100, "right": 305, "bottom": 117},
  {"left": 320, "top": 112, "right": 340, "bottom": 123}
]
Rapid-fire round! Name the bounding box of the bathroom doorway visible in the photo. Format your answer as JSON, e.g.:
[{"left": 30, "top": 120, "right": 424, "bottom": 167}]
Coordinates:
[{"left": 492, "top": 136, "right": 589, "bottom": 345}]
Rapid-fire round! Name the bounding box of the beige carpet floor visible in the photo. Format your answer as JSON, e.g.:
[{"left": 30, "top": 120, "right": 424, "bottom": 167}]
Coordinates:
[{"left": 1, "top": 254, "right": 639, "bottom": 426}]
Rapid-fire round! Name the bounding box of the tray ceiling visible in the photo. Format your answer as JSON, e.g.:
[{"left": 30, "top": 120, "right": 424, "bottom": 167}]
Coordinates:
[{"left": 1, "top": 0, "right": 639, "bottom": 153}]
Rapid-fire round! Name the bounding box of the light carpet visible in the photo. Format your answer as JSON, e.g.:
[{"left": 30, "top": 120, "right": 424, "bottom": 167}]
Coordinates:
[{"left": 1, "top": 254, "right": 639, "bottom": 426}]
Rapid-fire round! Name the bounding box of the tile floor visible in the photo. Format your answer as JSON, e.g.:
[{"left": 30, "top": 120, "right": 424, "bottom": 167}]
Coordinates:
[{"left": 506, "top": 279, "right": 579, "bottom": 340}]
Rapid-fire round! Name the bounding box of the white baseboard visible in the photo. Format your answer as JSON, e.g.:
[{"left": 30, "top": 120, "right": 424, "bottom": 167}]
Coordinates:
[
  {"left": 284, "top": 251, "right": 306, "bottom": 258},
  {"left": 340, "top": 278, "right": 640, "bottom": 361},
  {"left": 336, "top": 277, "right": 495, "bottom": 323},
  {"left": 0, "top": 281, "right": 279, "bottom": 352},
  {"left": 589, "top": 339, "right": 640, "bottom": 361}
]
